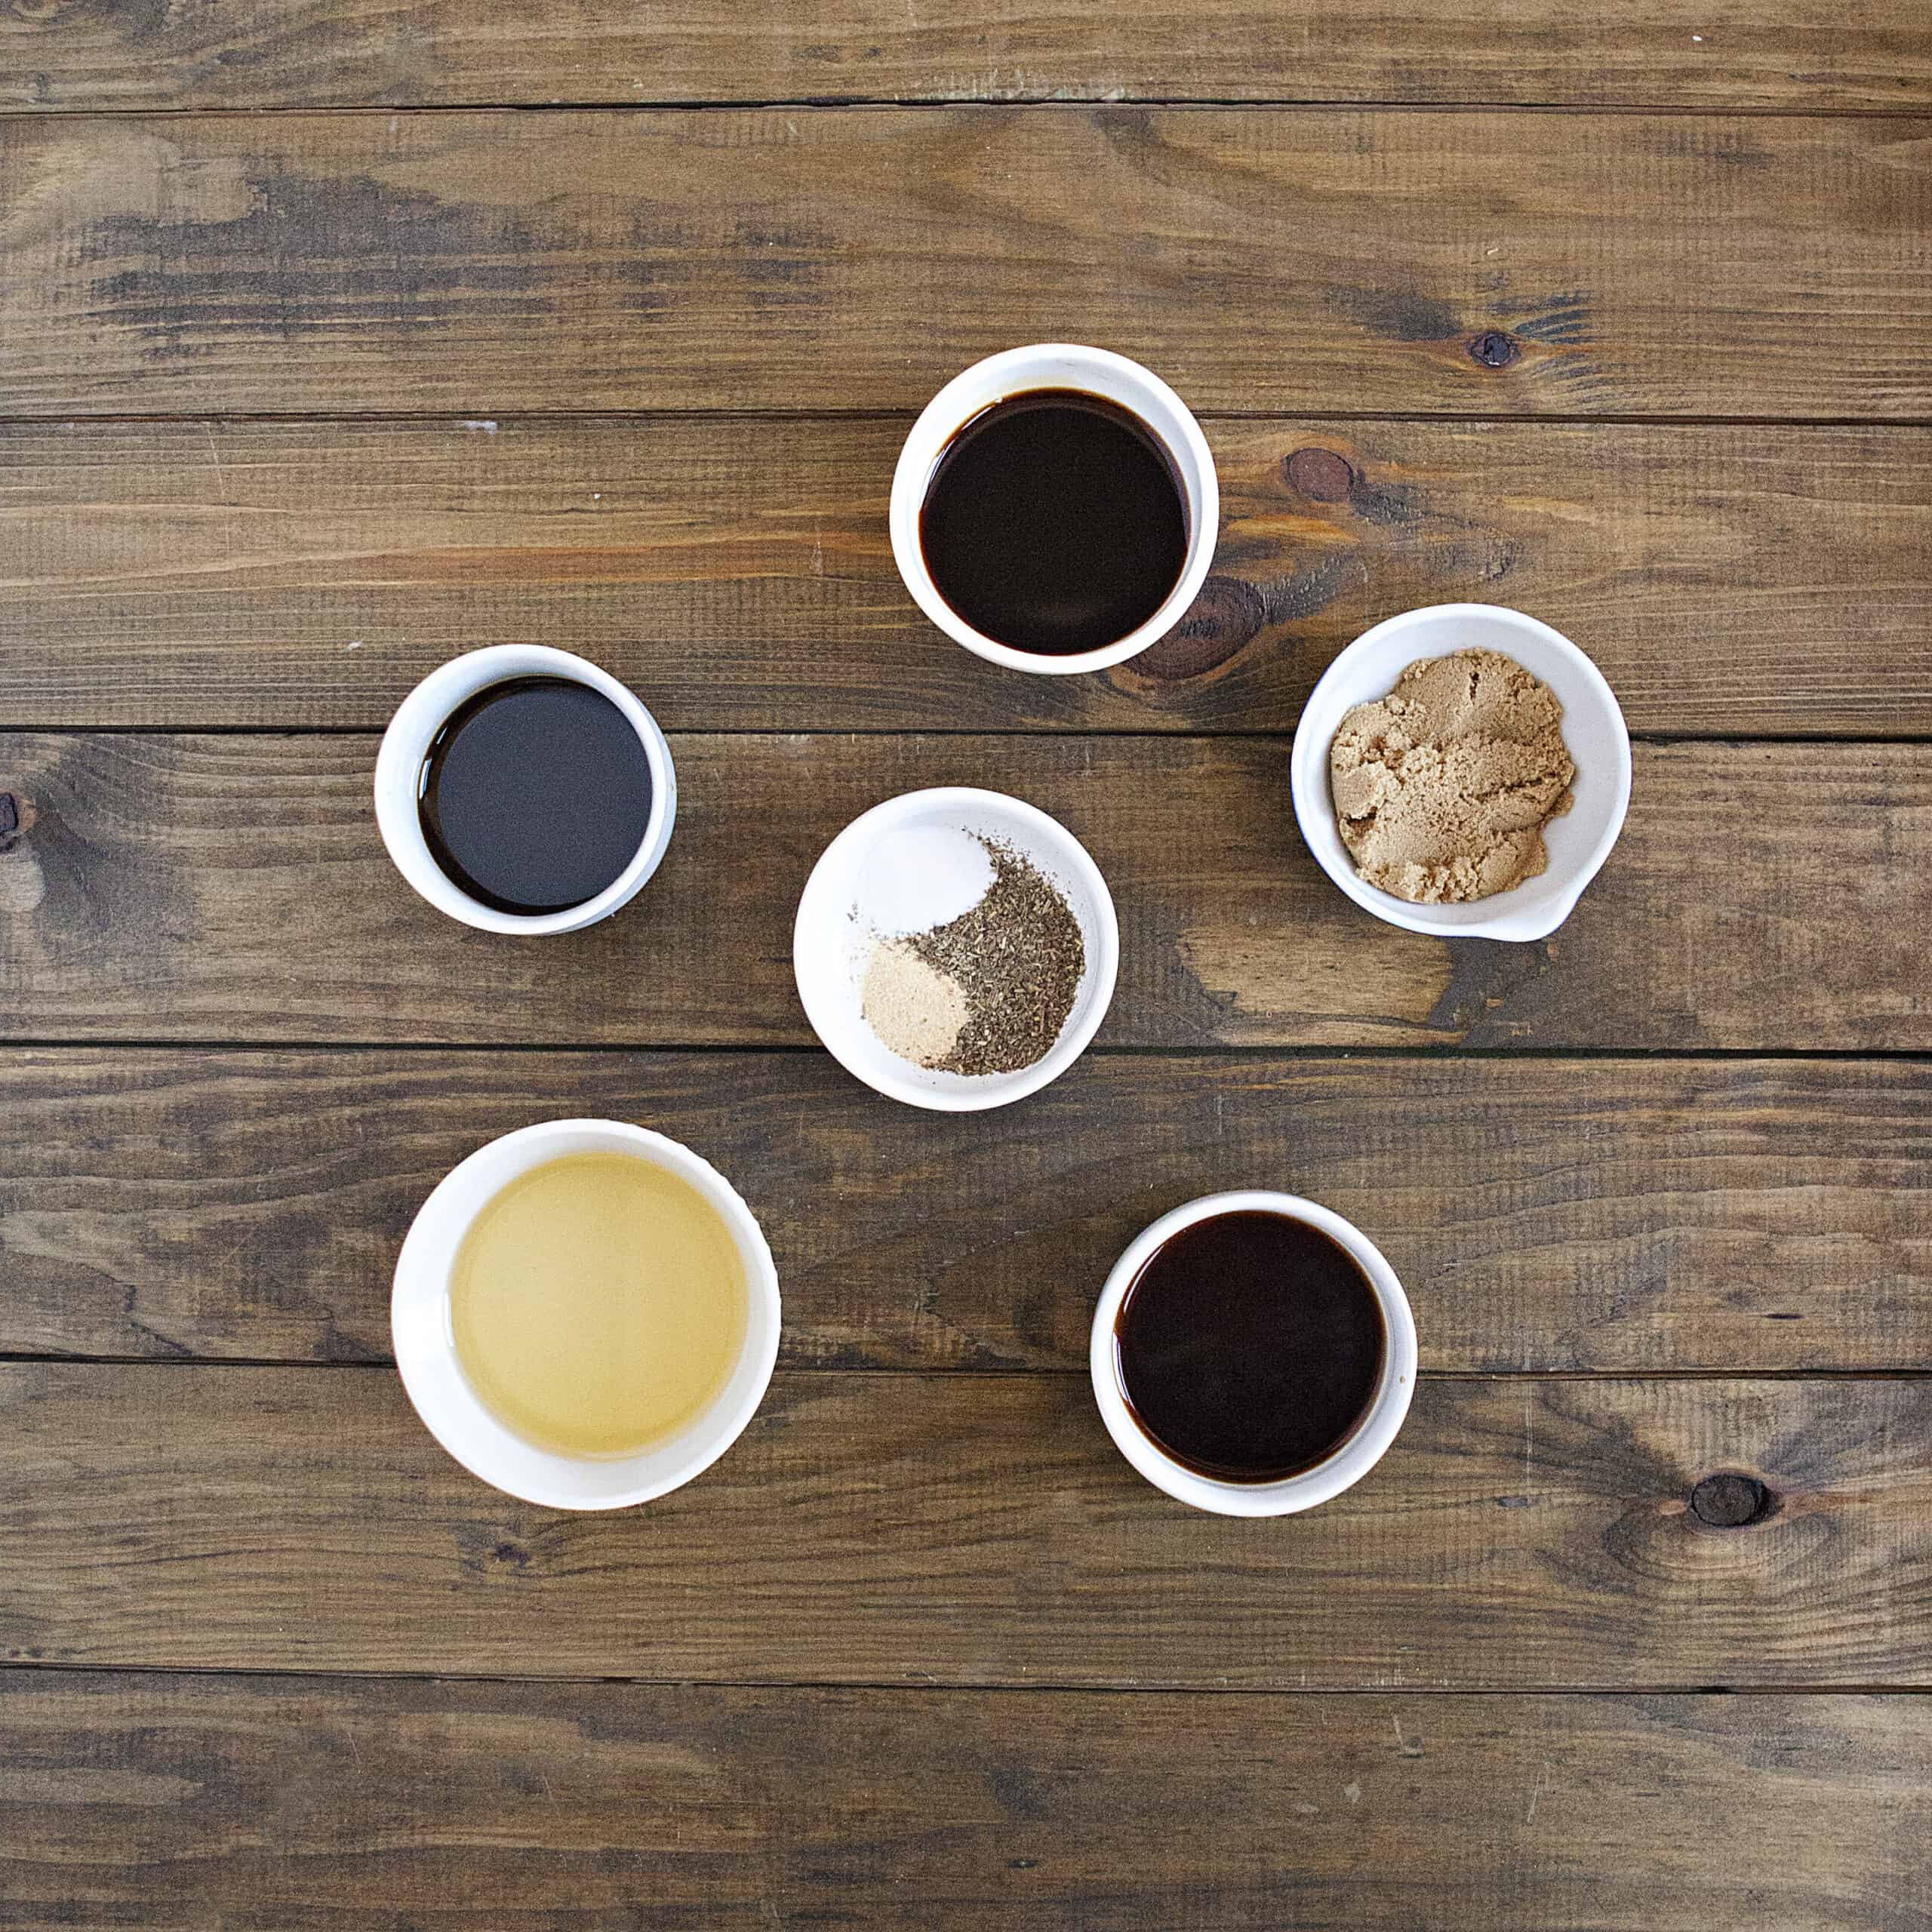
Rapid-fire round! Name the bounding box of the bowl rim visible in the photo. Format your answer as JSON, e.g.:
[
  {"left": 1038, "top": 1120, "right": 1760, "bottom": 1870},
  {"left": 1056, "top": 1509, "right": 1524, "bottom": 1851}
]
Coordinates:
[
  {"left": 1088, "top": 1190, "right": 1418, "bottom": 1517},
  {"left": 1289, "top": 602, "right": 1632, "bottom": 943},
  {"left": 390, "top": 1118, "right": 781, "bottom": 1509},
  {"left": 792, "top": 785, "right": 1120, "bottom": 1112}
]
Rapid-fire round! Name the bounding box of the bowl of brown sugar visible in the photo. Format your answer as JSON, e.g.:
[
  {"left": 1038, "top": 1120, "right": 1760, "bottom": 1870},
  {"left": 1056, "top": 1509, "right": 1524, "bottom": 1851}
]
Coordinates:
[{"left": 1290, "top": 603, "right": 1632, "bottom": 943}]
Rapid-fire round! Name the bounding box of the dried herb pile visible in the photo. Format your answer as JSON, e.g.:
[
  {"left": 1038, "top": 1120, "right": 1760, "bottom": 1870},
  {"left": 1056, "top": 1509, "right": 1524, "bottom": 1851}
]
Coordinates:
[{"left": 899, "top": 838, "right": 1084, "bottom": 1075}]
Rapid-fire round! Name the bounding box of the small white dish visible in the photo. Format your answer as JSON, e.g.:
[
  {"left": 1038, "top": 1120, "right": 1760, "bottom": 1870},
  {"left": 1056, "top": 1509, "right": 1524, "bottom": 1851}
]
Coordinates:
[
  {"left": 374, "top": 644, "right": 677, "bottom": 935},
  {"left": 889, "top": 343, "right": 1220, "bottom": 677},
  {"left": 793, "top": 786, "right": 1119, "bottom": 1112},
  {"left": 392, "top": 1118, "right": 780, "bottom": 1509},
  {"left": 1289, "top": 603, "right": 1632, "bottom": 943},
  {"left": 1090, "top": 1192, "right": 1417, "bottom": 1518}
]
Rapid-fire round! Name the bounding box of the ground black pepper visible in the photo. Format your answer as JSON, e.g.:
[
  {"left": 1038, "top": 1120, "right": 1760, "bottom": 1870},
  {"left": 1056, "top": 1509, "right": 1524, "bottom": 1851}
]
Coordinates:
[{"left": 904, "top": 838, "right": 1085, "bottom": 1075}]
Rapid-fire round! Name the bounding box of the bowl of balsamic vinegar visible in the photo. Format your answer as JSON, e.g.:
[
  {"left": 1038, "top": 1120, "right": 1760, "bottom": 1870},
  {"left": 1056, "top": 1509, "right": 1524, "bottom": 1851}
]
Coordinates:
[
  {"left": 1090, "top": 1192, "right": 1417, "bottom": 1515},
  {"left": 374, "top": 645, "right": 677, "bottom": 934},
  {"left": 890, "top": 344, "right": 1220, "bottom": 677}
]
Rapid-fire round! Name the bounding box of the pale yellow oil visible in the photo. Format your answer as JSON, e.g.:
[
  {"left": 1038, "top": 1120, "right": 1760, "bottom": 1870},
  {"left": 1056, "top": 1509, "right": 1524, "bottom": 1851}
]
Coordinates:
[{"left": 450, "top": 1150, "right": 749, "bottom": 1459}]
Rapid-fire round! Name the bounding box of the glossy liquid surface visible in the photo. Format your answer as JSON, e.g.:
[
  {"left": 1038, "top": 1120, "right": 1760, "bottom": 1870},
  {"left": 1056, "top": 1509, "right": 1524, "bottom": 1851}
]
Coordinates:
[
  {"left": 451, "top": 1152, "right": 749, "bottom": 1459},
  {"left": 918, "top": 389, "right": 1188, "bottom": 656},
  {"left": 419, "top": 676, "right": 653, "bottom": 914},
  {"left": 1115, "top": 1212, "right": 1385, "bottom": 1483}
]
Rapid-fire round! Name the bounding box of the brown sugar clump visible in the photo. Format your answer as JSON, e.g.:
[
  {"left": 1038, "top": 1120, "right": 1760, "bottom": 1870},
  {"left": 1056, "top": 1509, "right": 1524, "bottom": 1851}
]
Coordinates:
[{"left": 1329, "top": 649, "right": 1576, "bottom": 905}]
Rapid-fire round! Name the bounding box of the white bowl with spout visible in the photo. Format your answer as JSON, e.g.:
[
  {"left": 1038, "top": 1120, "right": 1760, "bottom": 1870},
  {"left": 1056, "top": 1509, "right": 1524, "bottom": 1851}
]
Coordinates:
[{"left": 1290, "top": 603, "right": 1631, "bottom": 943}]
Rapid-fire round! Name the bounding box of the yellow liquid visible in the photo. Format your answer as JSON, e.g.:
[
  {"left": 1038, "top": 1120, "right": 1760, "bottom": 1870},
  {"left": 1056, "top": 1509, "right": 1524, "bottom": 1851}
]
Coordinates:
[{"left": 451, "top": 1150, "right": 750, "bottom": 1459}]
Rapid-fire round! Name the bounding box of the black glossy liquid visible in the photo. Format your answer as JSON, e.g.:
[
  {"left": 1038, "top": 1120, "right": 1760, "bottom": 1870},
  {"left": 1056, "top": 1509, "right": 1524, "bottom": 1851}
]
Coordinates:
[
  {"left": 918, "top": 389, "right": 1188, "bottom": 656},
  {"left": 1115, "top": 1212, "right": 1385, "bottom": 1483},
  {"left": 417, "top": 676, "right": 653, "bottom": 915}
]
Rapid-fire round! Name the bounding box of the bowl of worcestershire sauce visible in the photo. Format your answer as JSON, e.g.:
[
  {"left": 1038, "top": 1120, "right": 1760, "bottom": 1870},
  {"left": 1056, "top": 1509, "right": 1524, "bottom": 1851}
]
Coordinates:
[
  {"left": 374, "top": 645, "right": 676, "bottom": 934},
  {"left": 1090, "top": 1192, "right": 1417, "bottom": 1516},
  {"left": 891, "top": 344, "right": 1220, "bottom": 676}
]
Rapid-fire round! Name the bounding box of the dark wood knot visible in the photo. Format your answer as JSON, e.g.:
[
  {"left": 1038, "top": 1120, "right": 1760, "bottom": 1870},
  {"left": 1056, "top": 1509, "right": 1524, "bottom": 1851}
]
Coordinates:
[
  {"left": 1284, "top": 447, "right": 1356, "bottom": 502},
  {"left": 1690, "top": 1473, "right": 1774, "bottom": 1529},
  {"left": 1469, "top": 331, "right": 1521, "bottom": 369},
  {"left": 0, "top": 795, "right": 19, "bottom": 838},
  {"left": 1130, "top": 574, "right": 1266, "bottom": 681}
]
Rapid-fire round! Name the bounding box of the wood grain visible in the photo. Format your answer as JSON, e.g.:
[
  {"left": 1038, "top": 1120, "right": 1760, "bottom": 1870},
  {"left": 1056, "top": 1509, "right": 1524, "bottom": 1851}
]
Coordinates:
[
  {"left": 2, "top": 1365, "right": 1928, "bottom": 1686},
  {"left": 2, "top": 1048, "right": 1924, "bottom": 1374},
  {"left": 0, "top": 734, "right": 1924, "bottom": 1051},
  {"left": 4, "top": 415, "right": 1927, "bottom": 735},
  {"left": 4, "top": 1673, "right": 1927, "bottom": 1932},
  {"left": 7, "top": 0, "right": 1930, "bottom": 112},
  {"left": 2, "top": 111, "right": 1926, "bottom": 419}
]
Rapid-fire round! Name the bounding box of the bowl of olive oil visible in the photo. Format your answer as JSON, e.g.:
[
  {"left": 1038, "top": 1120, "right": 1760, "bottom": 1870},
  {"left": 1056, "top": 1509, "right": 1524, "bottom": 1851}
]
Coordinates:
[{"left": 392, "top": 1119, "right": 780, "bottom": 1509}]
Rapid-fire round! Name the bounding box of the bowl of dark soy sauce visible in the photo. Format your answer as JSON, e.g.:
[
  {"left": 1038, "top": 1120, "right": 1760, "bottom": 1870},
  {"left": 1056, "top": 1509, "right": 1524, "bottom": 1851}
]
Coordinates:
[
  {"left": 1090, "top": 1192, "right": 1417, "bottom": 1515},
  {"left": 374, "top": 645, "right": 677, "bottom": 934},
  {"left": 890, "top": 344, "right": 1220, "bottom": 677}
]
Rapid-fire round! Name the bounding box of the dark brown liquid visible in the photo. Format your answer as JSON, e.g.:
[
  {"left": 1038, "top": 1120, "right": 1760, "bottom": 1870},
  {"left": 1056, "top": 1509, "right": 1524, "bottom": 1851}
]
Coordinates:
[
  {"left": 417, "top": 676, "right": 653, "bottom": 915},
  {"left": 1114, "top": 1212, "right": 1386, "bottom": 1483},
  {"left": 918, "top": 389, "right": 1188, "bottom": 656}
]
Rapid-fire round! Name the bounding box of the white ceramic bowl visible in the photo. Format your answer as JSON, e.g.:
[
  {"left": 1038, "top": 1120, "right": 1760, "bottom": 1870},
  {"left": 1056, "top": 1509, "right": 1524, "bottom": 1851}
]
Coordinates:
[
  {"left": 392, "top": 1119, "right": 780, "bottom": 1509},
  {"left": 1090, "top": 1192, "right": 1417, "bottom": 1517},
  {"left": 374, "top": 645, "right": 678, "bottom": 935},
  {"left": 889, "top": 343, "right": 1220, "bottom": 677},
  {"left": 1290, "top": 604, "right": 1632, "bottom": 943},
  {"left": 793, "top": 786, "right": 1119, "bottom": 1112}
]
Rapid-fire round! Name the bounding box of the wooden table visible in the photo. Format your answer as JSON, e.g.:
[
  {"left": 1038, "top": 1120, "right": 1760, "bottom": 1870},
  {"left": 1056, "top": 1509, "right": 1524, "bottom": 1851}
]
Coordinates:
[{"left": 2, "top": 6, "right": 1929, "bottom": 1926}]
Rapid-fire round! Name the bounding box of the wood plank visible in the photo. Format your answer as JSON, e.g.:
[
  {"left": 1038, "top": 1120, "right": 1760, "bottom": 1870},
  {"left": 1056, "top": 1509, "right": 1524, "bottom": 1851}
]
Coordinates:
[
  {"left": 4, "top": 416, "right": 1927, "bottom": 736},
  {"left": 2, "top": 1366, "right": 1927, "bottom": 1686},
  {"left": 3, "top": 1674, "right": 1927, "bottom": 1932},
  {"left": 8, "top": 0, "right": 1930, "bottom": 113},
  {"left": 0, "top": 734, "right": 1924, "bottom": 1051},
  {"left": 2, "top": 111, "right": 1926, "bottom": 420},
  {"left": 2, "top": 1049, "right": 1924, "bottom": 1374}
]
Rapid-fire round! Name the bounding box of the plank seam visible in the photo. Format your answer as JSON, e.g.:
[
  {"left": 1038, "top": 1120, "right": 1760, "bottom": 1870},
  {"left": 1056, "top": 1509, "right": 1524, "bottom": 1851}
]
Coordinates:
[
  {"left": 2, "top": 410, "right": 1929, "bottom": 430},
  {"left": 0, "top": 1041, "right": 1926, "bottom": 1062},
  {"left": 0, "top": 728, "right": 1923, "bottom": 748},
  {"left": 5, "top": 100, "right": 1931, "bottom": 123},
  {"left": 3, "top": 1358, "right": 1928, "bottom": 1380},
  {"left": 2, "top": 1657, "right": 1927, "bottom": 1696}
]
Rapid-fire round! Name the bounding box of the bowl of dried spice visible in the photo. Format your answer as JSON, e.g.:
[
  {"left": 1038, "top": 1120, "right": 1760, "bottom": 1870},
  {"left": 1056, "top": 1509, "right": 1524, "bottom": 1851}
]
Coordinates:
[{"left": 792, "top": 787, "right": 1119, "bottom": 1111}]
